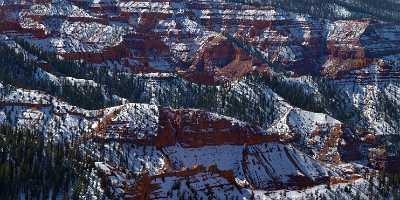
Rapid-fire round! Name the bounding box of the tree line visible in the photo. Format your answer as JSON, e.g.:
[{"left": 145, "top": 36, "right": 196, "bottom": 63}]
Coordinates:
[{"left": 0, "top": 125, "right": 93, "bottom": 199}]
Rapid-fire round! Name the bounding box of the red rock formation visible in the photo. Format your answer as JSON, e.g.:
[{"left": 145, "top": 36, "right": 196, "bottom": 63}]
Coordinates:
[
  {"left": 127, "top": 165, "right": 245, "bottom": 200},
  {"left": 91, "top": 106, "right": 282, "bottom": 148},
  {"left": 368, "top": 147, "right": 400, "bottom": 173},
  {"left": 322, "top": 20, "right": 374, "bottom": 78},
  {"left": 60, "top": 42, "right": 129, "bottom": 63},
  {"left": 180, "top": 34, "right": 267, "bottom": 85},
  {"left": 0, "top": 7, "right": 23, "bottom": 33},
  {"left": 316, "top": 125, "right": 343, "bottom": 164},
  {"left": 0, "top": 21, "right": 22, "bottom": 33},
  {"left": 0, "top": 102, "right": 50, "bottom": 109},
  {"left": 155, "top": 108, "right": 279, "bottom": 147},
  {"left": 155, "top": 107, "right": 280, "bottom": 148}
]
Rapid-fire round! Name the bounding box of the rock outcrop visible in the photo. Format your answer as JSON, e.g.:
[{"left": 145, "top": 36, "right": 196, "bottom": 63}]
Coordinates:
[{"left": 1, "top": 0, "right": 400, "bottom": 199}]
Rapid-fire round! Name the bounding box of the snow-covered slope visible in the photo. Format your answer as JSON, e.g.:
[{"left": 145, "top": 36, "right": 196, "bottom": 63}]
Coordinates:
[
  {"left": 1, "top": 0, "right": 400, "bottom": 199},
  {"left": 0, "top": 82, "right": 374, "bottom": 199}
]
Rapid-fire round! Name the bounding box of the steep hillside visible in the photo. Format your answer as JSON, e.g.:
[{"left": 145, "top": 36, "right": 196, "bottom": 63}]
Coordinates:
[
  {"left": 1, "top": 0, "right": 400, "bottom": 199},
  {"left": 0, "top": 82, "right": 378, "bottom": 199}
]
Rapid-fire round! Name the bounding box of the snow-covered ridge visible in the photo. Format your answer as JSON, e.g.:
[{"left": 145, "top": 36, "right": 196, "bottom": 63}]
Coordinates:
[{"left": 0, "top": 81, "right": 371, "bottom": 199}]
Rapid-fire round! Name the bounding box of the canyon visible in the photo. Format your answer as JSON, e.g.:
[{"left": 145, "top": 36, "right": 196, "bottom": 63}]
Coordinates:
[{"left": 1, "top": 0, "right": 400, "bottom": 199}]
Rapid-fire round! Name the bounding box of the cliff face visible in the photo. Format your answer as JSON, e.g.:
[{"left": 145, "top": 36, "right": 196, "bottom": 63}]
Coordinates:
[
  {"left": 0, "top": 83, "right": 370, "bottom": 199},
  {"left": 1, "top": 1, "right": 398, "bottom": 76},
  {"left": 1, "top": 0, "right": 400, "bottom": 199},
  {"left": 2, "top": 0, "right": 400, "bottom": 81}
]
